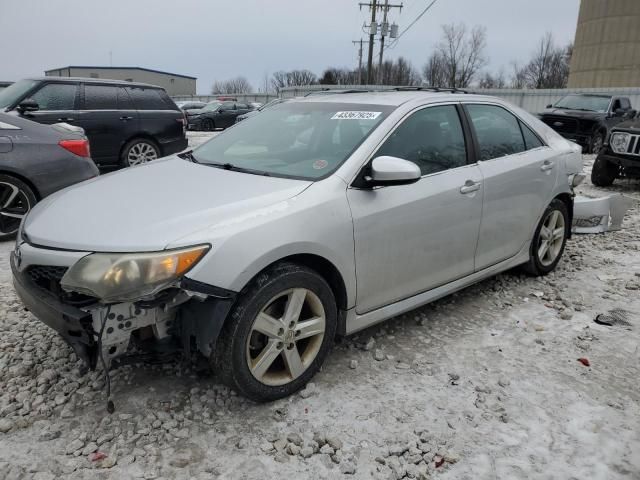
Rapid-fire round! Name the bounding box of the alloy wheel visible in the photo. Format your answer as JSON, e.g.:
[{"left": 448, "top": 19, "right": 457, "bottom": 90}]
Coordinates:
[
  {"left": 246, "top": 288, "right": 326, "bottom": 386},
  {"left": 127, "top": 142, "right": 158, "bottom": 166},
  {"left": 0, "top": 181, "right": 30, "bottom": 236},
  {"left": 537, "top": 210, "right": 566, "bottom": 266}
]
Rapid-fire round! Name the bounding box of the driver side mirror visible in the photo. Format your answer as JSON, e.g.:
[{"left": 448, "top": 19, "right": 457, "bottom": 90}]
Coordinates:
[
  {"left": 614, "top": 108, "right": 625, "bottom": 117},
  {"left": 366, "top": 156, "right": 421, "bottom": 187},
  {"left": 546, "top": 104, "right": 553, "bottom": 109},
  {"left": 17, "top": 98, "right": 39, "bottom": 113}
]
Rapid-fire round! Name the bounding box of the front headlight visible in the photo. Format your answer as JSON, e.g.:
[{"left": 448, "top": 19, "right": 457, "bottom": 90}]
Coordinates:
[
  {"left": 61, "top": 245, "right": 209, "bottom": 302},
  {"left": 610, "top": 132, "right": 631, "bottom": 154}
]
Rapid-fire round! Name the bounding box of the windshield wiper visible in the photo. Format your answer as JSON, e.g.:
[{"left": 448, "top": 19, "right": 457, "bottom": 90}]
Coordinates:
[
  {"left": 178, "top": 150, "right": 199, "bottom": 163},
  {"left": 204, "top": 162, "right": 271, "bottom": 176}
]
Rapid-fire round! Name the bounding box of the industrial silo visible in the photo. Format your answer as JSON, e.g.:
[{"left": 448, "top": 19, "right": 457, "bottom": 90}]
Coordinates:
[{"left": 568, "top": 0, "right": 640, "bottom": 87}]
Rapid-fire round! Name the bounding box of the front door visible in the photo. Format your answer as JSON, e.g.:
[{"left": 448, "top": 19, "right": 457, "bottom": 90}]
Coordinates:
[
  {"left": 463, "top": 103, "right": 557, "bottom": 270},
  {"left": 22, "top": 82, "right": 79, "bottom": 126},
  {"left": 347, "top": 104, "right": 483, "bottom": 314}
]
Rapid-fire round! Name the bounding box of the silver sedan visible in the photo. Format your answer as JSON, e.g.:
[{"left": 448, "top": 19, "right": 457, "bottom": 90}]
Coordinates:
[{"left": 12, "top": 91, "right": 583, "bottom": 401}]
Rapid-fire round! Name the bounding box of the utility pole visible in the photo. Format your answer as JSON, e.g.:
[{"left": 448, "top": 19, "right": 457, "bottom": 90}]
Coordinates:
[
  {"left": 360, "top": 0, "right": 378, "bottom": 85},
  {"left": 377, "top": 0, "right": 402, "bottom": 83},
  {"left": 352, "top": 39, "right": 364, "bottom": 84}
]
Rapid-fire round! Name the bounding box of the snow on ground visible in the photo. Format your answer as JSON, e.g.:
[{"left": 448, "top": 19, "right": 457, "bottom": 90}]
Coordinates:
[{"left": 0, "top": 153, "right": 639, "bottom": 480}]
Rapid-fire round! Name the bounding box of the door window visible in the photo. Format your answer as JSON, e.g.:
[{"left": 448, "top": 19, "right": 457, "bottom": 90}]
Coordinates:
[
  {"left": 375, "top": 105, "right": 467, "bottom": 176},
  {"left": 520, "top": 121, "right": 543, "bottom": 150},
  {"left": 466, "top": 104, "right": 526, "bottom": 161},
  {"left": 31, "top": 83, "right": 77, "bottom": 110},
  {"left": 117, "top": 88, "right": 134, "bottom": 109},
  {"left": 84, "top": 85, "right": 119, "bottom": 110},
  {"left": 620, "top": 98, "right": 631, "bottom": 110},
  {"left": 126, "top": 87, "right": 169, "bottom": 110}
]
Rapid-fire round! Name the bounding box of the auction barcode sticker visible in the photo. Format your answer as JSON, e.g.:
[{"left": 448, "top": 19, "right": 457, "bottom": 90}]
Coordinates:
[{"left": 331, "top": 111, "right": 382, "bottom": 120}]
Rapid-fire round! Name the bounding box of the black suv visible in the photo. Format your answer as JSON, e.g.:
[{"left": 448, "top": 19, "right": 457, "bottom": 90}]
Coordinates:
[
  {"left": 538, "top": 94, "right": 635, "bottom": 153},
  {"left": 591, "top": 115, "right": 640, "bottom": 186},
  {"left": 0, "top": 77, "right": 187, "bottom": 168}
]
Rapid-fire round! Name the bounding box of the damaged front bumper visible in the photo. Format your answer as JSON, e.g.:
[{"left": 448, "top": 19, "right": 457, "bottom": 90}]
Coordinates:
[{"left": 11, "top": 249, "right": 236, "bottom": 370}]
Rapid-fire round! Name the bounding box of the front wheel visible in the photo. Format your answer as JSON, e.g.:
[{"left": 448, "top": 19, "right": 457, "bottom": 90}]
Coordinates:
[
  {"left": 522, "top": 199, "right": 570, "bottom": 276},
  {"left": 590, "top": 132, "right": 605, "bottom": 154},
  {"left": 213, "top": 263, "right": 337, "bottom": 402},
  {"left": 591, "top": 155, "right": 618, "bottom": 187},
  {"left": 201, "top": 118, "right": 214, "bottom": 131},
  {"left": 0, "top": 175, "right": 37, "bottom": 241}
]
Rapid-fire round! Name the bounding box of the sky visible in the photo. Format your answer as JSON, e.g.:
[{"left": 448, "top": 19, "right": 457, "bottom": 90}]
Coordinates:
[{"left": 0, "top": 0, "right": 580, "bottom": 94}]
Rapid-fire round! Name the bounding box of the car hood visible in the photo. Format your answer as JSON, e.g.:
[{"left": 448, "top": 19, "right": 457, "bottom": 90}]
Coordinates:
[
  {"left": 24, "top": 157, "right": 312, "bottom": 252},
  {"left": 540, "top": 108, "right": 605, "bottom": 119},
  {"left": 611, "top": 118, "right": 640, "bottom": 133}
]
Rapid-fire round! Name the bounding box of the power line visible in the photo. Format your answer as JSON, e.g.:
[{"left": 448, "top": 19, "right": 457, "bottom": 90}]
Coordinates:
[{"left": 387, "top": 0, "right": 438, "bottom": 49}]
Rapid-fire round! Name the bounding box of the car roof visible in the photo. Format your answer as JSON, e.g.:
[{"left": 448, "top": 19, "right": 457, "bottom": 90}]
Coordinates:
[
  {"left": 25, "top": 76, "right": 162, "bottom": 89},
  {"left": 291, "top": 90, "right": 489, "bottom": 107}
]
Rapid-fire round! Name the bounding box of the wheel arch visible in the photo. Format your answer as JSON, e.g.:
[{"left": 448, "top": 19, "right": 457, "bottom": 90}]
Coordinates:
[
  {"left": 554, "top": 192, "right": 574, "bottom": 229},
  {"left": 0, "top": 169, "right": 41, "bottom": 200}
]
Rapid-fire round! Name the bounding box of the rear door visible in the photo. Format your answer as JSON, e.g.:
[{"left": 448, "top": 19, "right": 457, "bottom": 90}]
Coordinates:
[
  {"left": 75, "top": 84, "right": 140, "bottom": 165},
  {"left": 126, "top": 87, "right": 184, "bottom": 153},
  {"left": 23, "top": 82, "right": 79, "bottom": 126},
  {"left": 463, "top": 103, "right": 557, "bottom": 270}
]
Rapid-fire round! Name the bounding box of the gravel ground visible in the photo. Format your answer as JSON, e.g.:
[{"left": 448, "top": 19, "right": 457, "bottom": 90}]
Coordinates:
[{"left": 0, "top": 151, "right": 639, "bottom": 480}]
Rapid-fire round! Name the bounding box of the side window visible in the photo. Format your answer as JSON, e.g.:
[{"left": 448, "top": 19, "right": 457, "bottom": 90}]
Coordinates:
[
  {"left": 375, "top": 105, "right": 467, "bottom": 176},
  {"left": 117, "top": 88, "right": 134, "bottom": 110},
  {"left": 620, "top": 98, "right": 631, "bottom": 110},
  {"left": 520, "top": 121, "right": 544, "bottom": 150},
  {"left": 126, "top": 87, "right": 168, "bottom": 110},
  {"left": 84, "top": 85, "right": 118, "bottom": 110},
  {"left": 466, "top": 105, "right": 525, "bottom": 161},
  {"left": 31, "top": 83, "right": 77, "bottom": 110}
]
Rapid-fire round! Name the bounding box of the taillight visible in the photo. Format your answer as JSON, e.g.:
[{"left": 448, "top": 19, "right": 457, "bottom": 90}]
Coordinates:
[
  {"left": 178, "top": 114, "right": 187, "bottom": 133},
  {"left": 59, "top": 139, "right": 91, "bottom": 158}
]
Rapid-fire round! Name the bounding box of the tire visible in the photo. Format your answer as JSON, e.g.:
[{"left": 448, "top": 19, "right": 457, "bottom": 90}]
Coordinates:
[
  {"left": 522, "top": 199, "right": 570, "bottom": 276},
  {"left": 121, "top": 138, "right": 160, "bottom": 167},
  {"left": 590, "top": 132, "right": 605, "bottom": 154},
  {"left": 201, "top": 118, "right": 214, "bottom": 131},
  {"left": 213, "top": 262, "right": 337, "bottom": 402},
  {"left": 0, "top": 175, "right": 37, "bottom": 241},
  {"left": 591, "top": 154, "right": 617, "bottom": 187}
]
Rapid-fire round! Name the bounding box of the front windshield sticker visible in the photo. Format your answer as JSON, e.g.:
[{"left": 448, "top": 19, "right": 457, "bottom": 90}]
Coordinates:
[
  {"left": 313, "top": 159, "right": 329, "bottom": 170},
  {"left": 331, "top": 111, "right": 382, "bottom": 120}
]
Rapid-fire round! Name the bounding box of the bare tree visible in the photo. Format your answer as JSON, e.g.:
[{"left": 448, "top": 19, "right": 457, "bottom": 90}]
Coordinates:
[
  {"left": 367, "top": 57, "right": 421, "bottom": 86},
  {"left": 422, "top": 52, "right": 448, "bottom": 87},
  {"left": 211, "top": 76, "right": 252, "bottom": 94},
  {"left": 270, "top": 70, "right": 317, "bottom": 92},
  {"left": 478, "top": 69, "right": 506, "bottom": 89},
  {"left": 319, "top": 67, "right": 359, "bottom": 85},
  {"left": 515, "top": 33, "right": 572, "bottom": 89},
  {"left": 430, "top": 23, "right": 488, "bottom": 88},
  {"left": 509, "top": 61, "right": 527, "bottom": 89}
]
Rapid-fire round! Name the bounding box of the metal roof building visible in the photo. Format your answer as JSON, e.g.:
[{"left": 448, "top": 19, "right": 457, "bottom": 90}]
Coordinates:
[{"left": 44, "top": 66, "right": 196, "bottom": 96}]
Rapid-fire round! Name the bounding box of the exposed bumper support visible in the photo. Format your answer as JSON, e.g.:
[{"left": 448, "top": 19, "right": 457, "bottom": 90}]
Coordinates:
[{"left": 573, "top": 194, "right": 637, "bottom": 233}]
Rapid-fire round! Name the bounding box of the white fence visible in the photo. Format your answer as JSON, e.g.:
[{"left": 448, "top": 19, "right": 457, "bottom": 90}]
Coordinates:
[{"left": 277, "top": 85, "right": 640, "bottom": 113}]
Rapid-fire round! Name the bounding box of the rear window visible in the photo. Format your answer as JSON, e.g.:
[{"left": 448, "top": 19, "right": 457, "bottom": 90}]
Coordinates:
[{"left": 126, "top": 87, "right": 174, "bottom": 110}]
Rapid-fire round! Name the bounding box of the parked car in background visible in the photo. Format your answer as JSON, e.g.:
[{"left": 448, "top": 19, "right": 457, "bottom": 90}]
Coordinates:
[
  {"left": 176, "top": 101, "right": 206, "bottom": 112},
  {"left": 235, "top": 98, "right": 289, "bottom": 123},
  {"left": 591, "top": 113, "right": 640, "bottom": 186},
  {"left": 0, "top": 77, "right": 187, "bottom": 168},
  {"left": 0, "top": 113, "right": 98, "bottom": 239},
  {"left": 538, "top": 93, "right": 635, "bottom": 153},
  {"left": 12, "top": 91, "right": 582, "bottom": 402},
  {"left": 186, "top": 101, "right": 251, "bottom": 130}
]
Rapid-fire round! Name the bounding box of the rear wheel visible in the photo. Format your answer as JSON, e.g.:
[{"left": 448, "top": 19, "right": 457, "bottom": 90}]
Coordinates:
[
  {"left": 201, "top": 118, "right": 214, "bottom": 131},
  {"left": 0, "top": 175, "right": 36, "bottom": 241},
  {"left": 213, "top": 263, "right": 337, "bottom": 402},
  {"left": 591, "top": 154, "right": 618, "bottom": 187},
  {"left": 121, "top": 138, "right": 159, "bottom": 167},
  {"left": 523, "top": 199, "right": 569, "bottom": 276}
]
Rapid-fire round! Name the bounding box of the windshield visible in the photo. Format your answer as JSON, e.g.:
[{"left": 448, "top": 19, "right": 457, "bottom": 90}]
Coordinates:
[
  {"left": 554, "top": 95, "right": 611, "bottom": 113},
  {"left": 193, "top": 102, "right": 392, "bottom": 180},
  {"left": 201, "top": 101, "right": 221, "bottom": 112},
  {"left": 0, "top": 79, "right": 38, "bottom": 109}
]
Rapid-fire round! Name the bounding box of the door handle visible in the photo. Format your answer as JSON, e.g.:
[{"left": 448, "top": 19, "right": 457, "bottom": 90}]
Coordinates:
[
  {"left": 120, "top": 116, "right": 133, "bottom": 121},
  {"left": 541, "top": 161, "right": 555, "bottom": 171},
  {"left": 460, "top": 180, "right": 481, "bottom": 194},
  {"left": 57, "top": 118, "right": 75, "bottom": 122}
]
